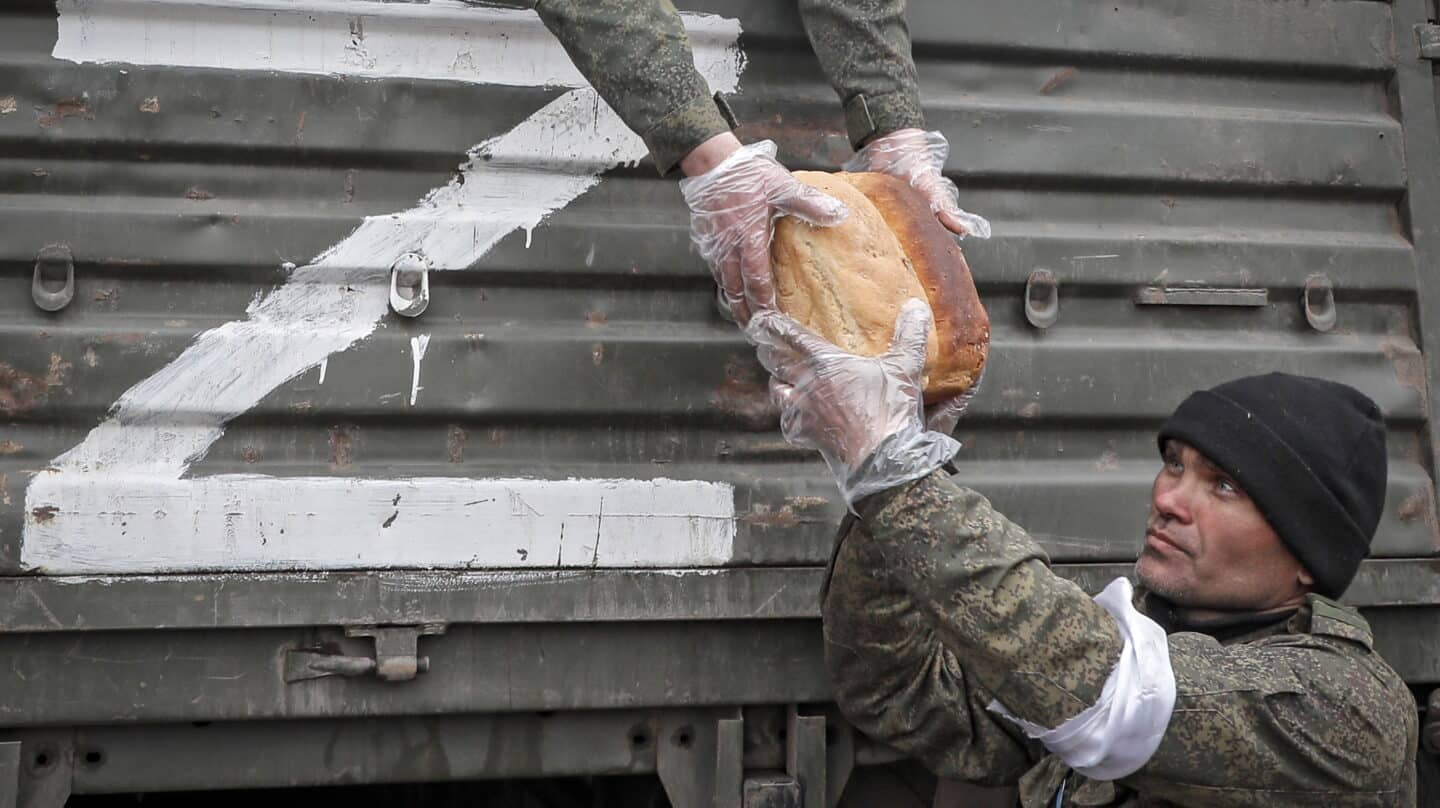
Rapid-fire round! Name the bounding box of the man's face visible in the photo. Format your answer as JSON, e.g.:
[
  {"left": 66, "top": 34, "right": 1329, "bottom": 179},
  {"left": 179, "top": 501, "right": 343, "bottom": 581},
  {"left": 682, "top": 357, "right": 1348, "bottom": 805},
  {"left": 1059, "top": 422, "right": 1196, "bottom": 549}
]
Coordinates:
[{"left": 1136, "top": 439, "right": 1312, "bottom": 614}]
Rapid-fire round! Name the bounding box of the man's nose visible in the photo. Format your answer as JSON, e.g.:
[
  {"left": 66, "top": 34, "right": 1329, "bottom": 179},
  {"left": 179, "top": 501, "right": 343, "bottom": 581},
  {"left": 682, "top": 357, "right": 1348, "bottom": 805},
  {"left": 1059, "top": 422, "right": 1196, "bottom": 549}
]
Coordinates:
[{"left": 1152, "top": 476, "right": 1194, "bottom": 523}]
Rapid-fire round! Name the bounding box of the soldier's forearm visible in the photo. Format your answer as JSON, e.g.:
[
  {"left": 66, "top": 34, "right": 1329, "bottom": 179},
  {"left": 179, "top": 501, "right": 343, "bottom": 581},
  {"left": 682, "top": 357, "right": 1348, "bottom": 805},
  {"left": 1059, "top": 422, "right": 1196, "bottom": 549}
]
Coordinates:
[
  {"left": 534, "top": 0, "right": 732, "bottom": 175},
  {"left": 822, "top": 516, "right": 1035, "bottom": 782},
  {"left": 855, "top": 471, "right": 1125, "bottom": 730},
  {"left": 796, "top": 0, "right": 927, "bottom": 148}
]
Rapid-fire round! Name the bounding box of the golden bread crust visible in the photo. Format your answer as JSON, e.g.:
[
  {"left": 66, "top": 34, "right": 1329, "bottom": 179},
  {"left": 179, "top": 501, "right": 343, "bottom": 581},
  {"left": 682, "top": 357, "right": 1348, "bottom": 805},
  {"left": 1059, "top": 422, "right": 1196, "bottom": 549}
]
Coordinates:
[{"left": 770, "top": 171, "right": 989, "bottom": 403}]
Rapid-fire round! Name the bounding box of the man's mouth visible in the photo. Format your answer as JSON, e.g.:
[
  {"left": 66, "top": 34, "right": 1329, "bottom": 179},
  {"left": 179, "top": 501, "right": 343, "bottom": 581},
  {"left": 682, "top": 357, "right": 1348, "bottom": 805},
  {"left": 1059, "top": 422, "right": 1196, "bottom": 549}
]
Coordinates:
[{"left": 1145, "top": 528, "right": 1189, "bottom": 556}]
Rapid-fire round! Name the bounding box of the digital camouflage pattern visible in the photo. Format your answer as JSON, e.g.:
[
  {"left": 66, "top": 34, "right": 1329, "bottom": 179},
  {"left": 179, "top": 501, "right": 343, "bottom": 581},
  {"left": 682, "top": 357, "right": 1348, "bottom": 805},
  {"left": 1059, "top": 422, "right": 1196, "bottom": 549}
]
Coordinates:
[
  {"left": 825, "top": 470, "right": 1418, "bottom": 806},
  {"left": 531, "top": 0, "right": 926, "bottom": 173}
]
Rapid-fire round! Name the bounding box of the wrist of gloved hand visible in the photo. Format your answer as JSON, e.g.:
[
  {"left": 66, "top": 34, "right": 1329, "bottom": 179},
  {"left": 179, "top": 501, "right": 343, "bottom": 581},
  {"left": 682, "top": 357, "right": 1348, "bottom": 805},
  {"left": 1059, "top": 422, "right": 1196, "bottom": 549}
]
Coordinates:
[
  {"left": 749, "top": 298, "right": 963, "bottom": 511},
  {"left": 840, "top": 424, "right": 961, "bottom": 510},
  {"left": 679, "top": 139, "right": 848, "bottom": 325},
  {"left": 843, "top": 128, "right": 991, "bottom": 239}
]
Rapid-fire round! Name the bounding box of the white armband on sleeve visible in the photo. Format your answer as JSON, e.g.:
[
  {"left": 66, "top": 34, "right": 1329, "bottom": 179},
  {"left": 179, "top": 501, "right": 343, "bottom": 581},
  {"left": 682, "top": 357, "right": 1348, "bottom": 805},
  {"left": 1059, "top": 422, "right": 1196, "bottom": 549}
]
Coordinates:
[{"left": 986, "top": 577, "right": 1175, "bottom": 780}]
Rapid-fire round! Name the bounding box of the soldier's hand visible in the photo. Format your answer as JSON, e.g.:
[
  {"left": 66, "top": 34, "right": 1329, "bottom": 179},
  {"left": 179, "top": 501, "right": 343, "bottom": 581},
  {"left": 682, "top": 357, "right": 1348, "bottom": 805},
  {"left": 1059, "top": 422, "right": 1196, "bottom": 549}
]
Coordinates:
[
  {"left": 748, "top": 299, "right": 961, "bottom": 508},
  {"left": 844, "top": 128, "right": 991, "bottom": 239},
  {"left": 924, "top": 365, "right": 986, "bottom": 435},
  {"left": 679, "top": 139, "right": 849, "bottom": 326}
]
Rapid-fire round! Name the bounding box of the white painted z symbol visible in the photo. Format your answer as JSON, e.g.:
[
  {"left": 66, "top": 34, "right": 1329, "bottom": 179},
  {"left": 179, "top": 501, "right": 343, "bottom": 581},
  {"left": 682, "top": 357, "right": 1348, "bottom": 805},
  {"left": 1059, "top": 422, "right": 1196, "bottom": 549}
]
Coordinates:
[{"left": 26, "top": 0, "right": 746, "bottom": 573}]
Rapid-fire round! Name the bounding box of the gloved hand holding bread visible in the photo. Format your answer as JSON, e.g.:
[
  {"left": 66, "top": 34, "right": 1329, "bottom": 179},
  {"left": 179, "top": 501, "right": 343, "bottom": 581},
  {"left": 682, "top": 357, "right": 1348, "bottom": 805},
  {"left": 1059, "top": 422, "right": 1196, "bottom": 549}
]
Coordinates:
[{"left": 747, "top": 160, "right": 991, "bottom": 506}]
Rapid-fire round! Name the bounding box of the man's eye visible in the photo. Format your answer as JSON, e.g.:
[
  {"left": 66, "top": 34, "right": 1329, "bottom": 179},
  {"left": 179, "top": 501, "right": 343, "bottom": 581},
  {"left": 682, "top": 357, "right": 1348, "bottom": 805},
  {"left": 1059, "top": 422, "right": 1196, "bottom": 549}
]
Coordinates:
[{"left": 1216, "top": 478, "right": 1238, "bottom": 494}]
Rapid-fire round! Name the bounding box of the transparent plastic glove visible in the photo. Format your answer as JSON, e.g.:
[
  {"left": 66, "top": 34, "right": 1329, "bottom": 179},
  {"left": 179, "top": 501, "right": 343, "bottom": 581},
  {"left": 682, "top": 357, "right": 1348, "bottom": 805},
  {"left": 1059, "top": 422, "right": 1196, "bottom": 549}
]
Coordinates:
[
  {"left": 843, "top": 128, "right": 991, "bottom": 239},
  {"left": 748, "top": 298, "right": 962, "bottom": 508},
  {"left": 679, "top": 140, "right": 849, "bottom": 325},
  {"left": 925, "top": 363, "right": 986, "bottom": 436}
]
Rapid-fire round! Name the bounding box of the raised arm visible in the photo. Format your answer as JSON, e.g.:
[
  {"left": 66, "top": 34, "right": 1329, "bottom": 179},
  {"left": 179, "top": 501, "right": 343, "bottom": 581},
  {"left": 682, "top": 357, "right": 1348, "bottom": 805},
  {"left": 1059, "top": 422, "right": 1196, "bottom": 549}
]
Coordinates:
[{"left": 533, "top": 0, "right": 733, "bottom": 176}]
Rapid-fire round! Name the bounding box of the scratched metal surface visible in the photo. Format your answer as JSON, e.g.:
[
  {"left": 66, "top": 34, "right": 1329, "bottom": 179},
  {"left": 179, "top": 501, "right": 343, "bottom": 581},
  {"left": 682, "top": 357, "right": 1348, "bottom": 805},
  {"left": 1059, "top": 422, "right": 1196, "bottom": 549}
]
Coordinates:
[
  {"left": 1, "top": 0, "right": 1440, "bottom": 795},
  {"left": 2, "top": 0, "right": 1436, "bottom": 574}
]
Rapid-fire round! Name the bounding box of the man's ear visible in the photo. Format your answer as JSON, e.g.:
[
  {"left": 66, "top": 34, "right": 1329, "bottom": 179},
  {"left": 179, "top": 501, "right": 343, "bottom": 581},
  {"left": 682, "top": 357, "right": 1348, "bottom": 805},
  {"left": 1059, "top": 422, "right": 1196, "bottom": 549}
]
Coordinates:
[{"left": 1298, "top": 567, "right": 1315, "bottom": 587}]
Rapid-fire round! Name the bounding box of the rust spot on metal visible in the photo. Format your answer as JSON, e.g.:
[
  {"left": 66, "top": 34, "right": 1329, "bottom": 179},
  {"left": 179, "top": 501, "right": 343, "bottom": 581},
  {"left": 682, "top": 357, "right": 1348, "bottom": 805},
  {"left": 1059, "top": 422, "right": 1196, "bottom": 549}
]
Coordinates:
[
  {"left": 329, "top": 425, "right": 354, "bottom": 469},
  {"left": 139, "top": 96, "right": 160, "bottom": 114},
  {"left": 38, "top": 97, "right": 91, "bottom": 127},
  {"left": 0, "top": 96, "right": 16, "bottom": 115},
  {"left": 343, "top": 169, "right": 357, "bottom": 204},
  {"left": 30, "top": 505, "right": 58, "bottom": 524},
  {"left": 711, "top": 356, "right": 778, "bottom": 430},
  {"left": 0, "top": 355, "right": 69, "bottom": 417},
  {"left": 240, "top": 447, "right": 261, "bottom": 464},
  {"left": 742, "top": 496, "right": 832, "bottom": 529},
  {"left": 1039, "top": 67, "right": 1078, "bottom": 94},
  {"left": 741, "top": 503, "right": 800, "bottom": 528},
  {"left": 47, "top": 354, "right": 71, "bottom": 386},
  {"left": 295, "top": 109, "right": 307, "bottom": 142},
  {"left": 0, "top": 473, "right": 10, "bottom": 506},
  {"left": 785, "top": 495, "right": 830, "bottom": 511},
  {"left": 1380, "top": 337, "right": 1427, "bottom": 405},
  {"left": 184, "top": 187, "right": 214, "bottom": 201},
  {"left": 1397, "top": 488, "right": 1440, "bottom": 546},
  {"left": 447, "top": 424, "right": 467, "bottom": 463},
  {"left": 586, "top": 311, "right": 608, "bottom": 327},
  {"left": 0, "top": 440, "right": 21, "bottom": 455}
]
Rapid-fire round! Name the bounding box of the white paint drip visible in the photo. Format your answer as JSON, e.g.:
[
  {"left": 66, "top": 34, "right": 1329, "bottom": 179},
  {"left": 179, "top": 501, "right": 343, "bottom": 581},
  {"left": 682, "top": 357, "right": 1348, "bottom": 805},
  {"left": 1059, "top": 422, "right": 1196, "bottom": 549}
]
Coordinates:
[
  {"left": 25, "top": 2, "right": 748, "bottom": 573},
  {"left": 317, "top": 358, "right": 328, "bottom": 385},
  {"left": 408, "top": 334, "right": 430, "bottom": 406},
  {"left": 23, "top": 474, "right": 736, "bottom": 574}
]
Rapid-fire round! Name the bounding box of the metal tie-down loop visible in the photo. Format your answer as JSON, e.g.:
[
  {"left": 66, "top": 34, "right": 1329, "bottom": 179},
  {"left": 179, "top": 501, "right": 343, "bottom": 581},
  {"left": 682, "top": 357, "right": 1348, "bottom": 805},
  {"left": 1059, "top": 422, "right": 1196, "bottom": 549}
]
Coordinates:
[
  {"left": 389, "top": 252, "right": 430, "bottom": 318},
  {"left": 32, "top": 244, "right": 75, "bottom": 312},
  {"left": 1303, "top": 274, "right": 1336, "bottom": 333},
  {"left": 1024, "top": 268, "right": 1060, "bottom": 329}
]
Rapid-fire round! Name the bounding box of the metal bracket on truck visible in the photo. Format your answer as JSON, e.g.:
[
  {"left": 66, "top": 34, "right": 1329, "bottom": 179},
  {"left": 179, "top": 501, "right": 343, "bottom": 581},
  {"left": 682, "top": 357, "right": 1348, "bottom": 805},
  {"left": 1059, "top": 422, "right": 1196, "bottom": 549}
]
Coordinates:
[{"left": 284, "top": 623, "right": 447, "bottom": 683}]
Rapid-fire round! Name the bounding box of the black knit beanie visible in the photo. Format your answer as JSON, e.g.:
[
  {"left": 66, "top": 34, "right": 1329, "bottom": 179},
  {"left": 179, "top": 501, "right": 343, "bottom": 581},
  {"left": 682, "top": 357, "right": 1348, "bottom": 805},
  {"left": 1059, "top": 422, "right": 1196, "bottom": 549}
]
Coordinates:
[{"left": 1156, "top": 372, "right": 1387, "bottom": 598}]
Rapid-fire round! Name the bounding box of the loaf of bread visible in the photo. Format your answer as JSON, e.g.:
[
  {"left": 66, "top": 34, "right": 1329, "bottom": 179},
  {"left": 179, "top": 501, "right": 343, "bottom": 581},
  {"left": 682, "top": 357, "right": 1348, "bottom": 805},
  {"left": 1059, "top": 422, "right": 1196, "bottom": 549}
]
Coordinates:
[{"left": 770, "top": 171, "right": 989, "bottom": 403}]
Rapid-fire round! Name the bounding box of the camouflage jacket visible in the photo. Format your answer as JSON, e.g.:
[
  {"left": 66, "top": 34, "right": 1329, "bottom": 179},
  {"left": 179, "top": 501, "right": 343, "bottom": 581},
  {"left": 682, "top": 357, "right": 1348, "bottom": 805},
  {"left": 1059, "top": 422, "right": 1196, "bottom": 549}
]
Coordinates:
[
  {"left": 823, "top": 470, "right": 1418, "bottom": 807},
  {"left": 525, "top": 0, "right": 925, "bottom": 173}
]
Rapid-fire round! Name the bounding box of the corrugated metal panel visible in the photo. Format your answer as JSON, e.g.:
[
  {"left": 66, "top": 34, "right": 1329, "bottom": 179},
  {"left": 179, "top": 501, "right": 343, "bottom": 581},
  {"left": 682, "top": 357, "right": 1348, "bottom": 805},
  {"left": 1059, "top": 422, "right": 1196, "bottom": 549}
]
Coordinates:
[
  {"left": 4, "top": 0, "right": 1436, "bottom": 576},
  {"left": 3, "top": 1, "right": 1440, "bottom": 796}
]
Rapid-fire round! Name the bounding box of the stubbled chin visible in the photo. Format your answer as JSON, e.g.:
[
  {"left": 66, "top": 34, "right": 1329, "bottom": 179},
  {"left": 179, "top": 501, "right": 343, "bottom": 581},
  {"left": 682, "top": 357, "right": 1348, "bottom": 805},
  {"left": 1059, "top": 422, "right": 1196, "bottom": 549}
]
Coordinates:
[{"left": 1135, "top": 551, "right": 1185, "bottom": 600}]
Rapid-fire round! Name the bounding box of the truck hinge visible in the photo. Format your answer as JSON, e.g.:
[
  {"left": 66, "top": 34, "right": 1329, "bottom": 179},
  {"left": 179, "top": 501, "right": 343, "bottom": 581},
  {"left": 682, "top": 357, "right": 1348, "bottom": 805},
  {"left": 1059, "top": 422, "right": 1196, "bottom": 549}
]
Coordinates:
[
  {"left": 657, "top": 706, "right": 854, "bottom": 808},
  {"left": 284, "top": 623, "right": 446, "bottom": 683}
]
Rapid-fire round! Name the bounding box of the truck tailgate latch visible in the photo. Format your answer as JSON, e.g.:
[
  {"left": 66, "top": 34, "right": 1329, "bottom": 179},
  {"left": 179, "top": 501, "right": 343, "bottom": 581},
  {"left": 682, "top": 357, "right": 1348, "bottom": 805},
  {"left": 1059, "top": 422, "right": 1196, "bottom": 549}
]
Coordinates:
[{"left": 285, "top": 623, "right": 446, "bottom": 683}]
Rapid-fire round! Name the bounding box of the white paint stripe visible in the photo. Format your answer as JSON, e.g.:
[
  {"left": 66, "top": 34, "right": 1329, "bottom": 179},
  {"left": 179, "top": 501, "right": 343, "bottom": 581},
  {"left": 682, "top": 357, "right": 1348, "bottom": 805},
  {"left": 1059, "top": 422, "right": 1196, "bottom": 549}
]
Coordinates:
[
  {"left": 26, "top": 3, "right": 747, "bottom": 573},
  {"left": 23, "top": 474, "right": 736, "bottom": 574},
  {"left": 317, "top": 358, "right": 328, "bottom": 385},
  {"left": 408, "top": 334, "right": 430, "bottom": 406},
  {"left": 54, "top": 0, "right": 745, "bottom": 93},
  {"left": 43, "top": 88, "right": 647, "bottom": 478}
]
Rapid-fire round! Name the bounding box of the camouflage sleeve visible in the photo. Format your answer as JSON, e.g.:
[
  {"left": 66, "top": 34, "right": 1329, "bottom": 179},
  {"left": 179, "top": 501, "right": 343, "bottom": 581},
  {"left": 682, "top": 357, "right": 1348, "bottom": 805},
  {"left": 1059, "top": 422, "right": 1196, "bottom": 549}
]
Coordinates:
[
  {"left": 1120, "top": 631, "right": 1418, "bottom": 805},
  {"left": 796, "top": 0, "right": 927, "bottom": 147},
  {"left": 533, "top": 0, "right": 733, "bottom": 175},
  {"left": 822, "top": 515, "right": 1036, "bottom": 783},
  {"left": 853, "top": 470, "right": 1124, "bottom": 730}
]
